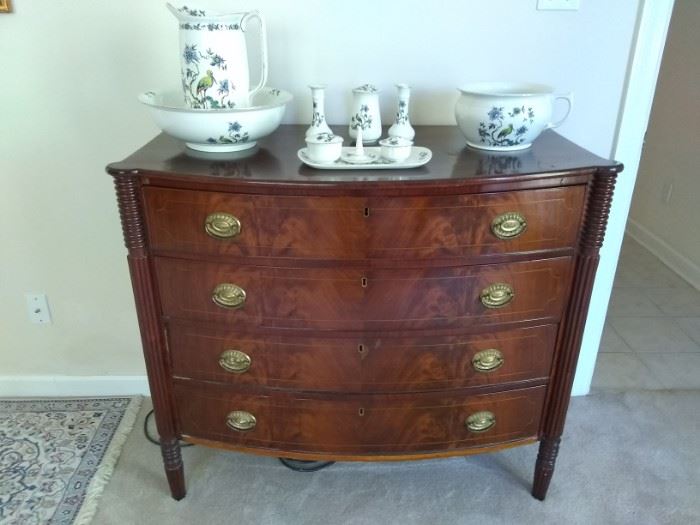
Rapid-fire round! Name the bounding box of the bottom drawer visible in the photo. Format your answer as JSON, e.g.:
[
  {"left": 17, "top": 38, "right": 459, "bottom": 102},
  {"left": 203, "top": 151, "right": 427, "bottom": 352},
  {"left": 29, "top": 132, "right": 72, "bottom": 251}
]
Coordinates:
[{"left": 173, "top": 381, "right": 546, "bottom": 455}]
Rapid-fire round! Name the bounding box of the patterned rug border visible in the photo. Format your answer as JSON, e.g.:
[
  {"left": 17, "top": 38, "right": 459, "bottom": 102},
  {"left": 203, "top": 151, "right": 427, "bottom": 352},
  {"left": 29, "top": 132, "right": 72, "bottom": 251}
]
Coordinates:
[{"left": 0, "top": 396, "right": 142, "bottom": 524}]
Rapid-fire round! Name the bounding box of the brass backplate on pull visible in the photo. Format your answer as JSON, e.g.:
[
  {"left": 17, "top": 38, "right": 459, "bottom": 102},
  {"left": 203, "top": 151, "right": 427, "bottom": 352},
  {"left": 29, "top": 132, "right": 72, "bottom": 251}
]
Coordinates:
[
  {"left": 491, "top": 212, "right": 527, "bottom": 240},
  {"left": 472, "top": 349, "right": 504, "bottom": 372},
  {"left": 219, "top": 349, "right": 251, "bottom": 373},
  {"left": 205, "top": 212, "right": 241, "bottom": 239},
  {"left": 465, "top": 411, "right": 496, "bottom": 433},
  {"left": 212, "top": 283, "right": 247, "bottom": 309},
  {"left": 480, "top": 283, "right": 514, "bottom": 309},
  {"left": 226, "top": 411, "right": 256, "bottom": 432}
]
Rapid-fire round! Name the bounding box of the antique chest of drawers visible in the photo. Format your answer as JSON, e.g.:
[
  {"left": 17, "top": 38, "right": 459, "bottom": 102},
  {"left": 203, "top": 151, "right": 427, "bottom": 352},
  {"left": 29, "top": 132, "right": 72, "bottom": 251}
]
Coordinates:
[{"left": 107, "top": 126, "right": 620, "bottom": 501}]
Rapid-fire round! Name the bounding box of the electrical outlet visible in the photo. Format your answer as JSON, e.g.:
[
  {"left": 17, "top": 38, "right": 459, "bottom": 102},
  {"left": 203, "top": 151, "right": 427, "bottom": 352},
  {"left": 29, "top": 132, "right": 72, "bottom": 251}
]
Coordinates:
[
  {"left": 26, "top": 293, "right": 52, "bottom": 324},
  {"left": 537, "top": 0, "right": 580, "bottom": 11}
]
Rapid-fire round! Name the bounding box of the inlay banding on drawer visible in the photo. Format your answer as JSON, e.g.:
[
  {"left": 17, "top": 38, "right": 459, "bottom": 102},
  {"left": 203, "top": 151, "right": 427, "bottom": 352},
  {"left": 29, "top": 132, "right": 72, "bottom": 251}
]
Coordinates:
[
  {"left": 143, "top": 186, "right": 585, "bottom": 260},
  {"left": 168, "top": 324, "right": 557, "bottom": 392},
  {"left": 155, "top": 257, "right": 573, "bottom": 330},
  {"left": 173, "top": 381, "right": 547, "bottom": 454}
]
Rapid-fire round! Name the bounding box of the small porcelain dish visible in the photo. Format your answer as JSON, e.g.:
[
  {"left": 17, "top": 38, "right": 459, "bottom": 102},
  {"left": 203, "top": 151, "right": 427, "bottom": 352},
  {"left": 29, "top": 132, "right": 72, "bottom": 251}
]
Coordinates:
[
  {"left": 305, "top": 132, "right": 344, "bottom": 163},
  {"left": 379, "top": 136, "right": 413, "bottom": 162},
  {"left": 138, "top": 87, "right": 292, "bottom": 152}
]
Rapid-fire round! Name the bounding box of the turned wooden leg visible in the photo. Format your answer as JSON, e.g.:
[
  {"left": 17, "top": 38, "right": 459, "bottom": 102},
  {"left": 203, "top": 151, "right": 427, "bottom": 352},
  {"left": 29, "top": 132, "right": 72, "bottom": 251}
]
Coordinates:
[
  {"left": 532, "top": 437, "right": 561, "bottom": 500},
  {"left": 161, "top": 438, "right": 186, "bottom": 500}
]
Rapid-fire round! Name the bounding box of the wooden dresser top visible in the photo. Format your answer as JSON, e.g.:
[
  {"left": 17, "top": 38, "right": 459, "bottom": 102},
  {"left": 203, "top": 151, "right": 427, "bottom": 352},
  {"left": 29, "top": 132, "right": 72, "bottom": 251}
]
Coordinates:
[{"left": 107, "top": 126, "right": 621, "bottom": 195}]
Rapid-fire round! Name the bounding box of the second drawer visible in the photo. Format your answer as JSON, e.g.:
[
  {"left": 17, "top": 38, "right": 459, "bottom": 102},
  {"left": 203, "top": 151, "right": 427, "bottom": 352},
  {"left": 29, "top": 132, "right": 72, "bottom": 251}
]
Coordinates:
[
  {"left": 156, "top": 257, "right": 573, "bottom": 330},
  {"left": 169, "top": 324, "right": 557, "bottom": 392}
]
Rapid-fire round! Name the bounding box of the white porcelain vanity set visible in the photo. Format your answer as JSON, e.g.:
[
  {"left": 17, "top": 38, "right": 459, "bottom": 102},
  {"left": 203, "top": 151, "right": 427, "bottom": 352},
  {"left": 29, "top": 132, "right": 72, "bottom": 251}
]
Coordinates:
[
  {"left": 140, "top": 5, "right": 574, "bottom": 168},
  {"left": 300, "top": 83, "right": 432, "bottom": 170}
]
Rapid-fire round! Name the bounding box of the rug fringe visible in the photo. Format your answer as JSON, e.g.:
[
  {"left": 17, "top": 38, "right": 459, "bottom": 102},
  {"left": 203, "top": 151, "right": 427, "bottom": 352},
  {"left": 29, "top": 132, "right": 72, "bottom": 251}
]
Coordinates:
[{"left": 73, "top": 395, "right": 143, "bottom": 525}]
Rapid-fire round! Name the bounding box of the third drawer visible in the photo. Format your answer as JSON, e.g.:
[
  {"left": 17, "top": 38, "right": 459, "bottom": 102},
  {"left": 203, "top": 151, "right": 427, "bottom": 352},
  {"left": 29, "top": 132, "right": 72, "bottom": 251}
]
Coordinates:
[{"left": 169, "top": 324, "right": 557, "bottom": 393}]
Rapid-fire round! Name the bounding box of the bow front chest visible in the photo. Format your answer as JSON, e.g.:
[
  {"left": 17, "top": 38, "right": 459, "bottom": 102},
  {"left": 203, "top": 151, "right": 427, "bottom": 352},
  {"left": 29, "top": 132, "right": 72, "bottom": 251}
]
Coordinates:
[{"left": 107, "top": 126, "right": 620, "bottom": 501}]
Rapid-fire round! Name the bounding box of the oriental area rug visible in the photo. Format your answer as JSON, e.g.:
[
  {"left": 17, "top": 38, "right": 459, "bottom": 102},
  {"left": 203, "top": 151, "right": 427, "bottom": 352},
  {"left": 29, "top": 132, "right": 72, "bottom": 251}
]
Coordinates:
[{"left": 0, "top": 397, "right": 141, "bottom": 524}]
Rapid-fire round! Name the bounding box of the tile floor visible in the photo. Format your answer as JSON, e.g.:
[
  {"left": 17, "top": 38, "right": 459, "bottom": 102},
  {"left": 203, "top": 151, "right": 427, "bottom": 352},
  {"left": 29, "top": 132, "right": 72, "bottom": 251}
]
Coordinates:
[{"left": 591, "top": 235, "right": 700, "bottom": 391}]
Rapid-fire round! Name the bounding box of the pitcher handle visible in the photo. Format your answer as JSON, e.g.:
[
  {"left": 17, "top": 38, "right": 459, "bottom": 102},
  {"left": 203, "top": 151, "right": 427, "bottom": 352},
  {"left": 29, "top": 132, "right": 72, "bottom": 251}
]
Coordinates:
[
  {"left": 546, "top": 92, "right": 574, "bottom": 129},
  {"left": 241, "top": 11, "right": 268, "bottom": 103}
]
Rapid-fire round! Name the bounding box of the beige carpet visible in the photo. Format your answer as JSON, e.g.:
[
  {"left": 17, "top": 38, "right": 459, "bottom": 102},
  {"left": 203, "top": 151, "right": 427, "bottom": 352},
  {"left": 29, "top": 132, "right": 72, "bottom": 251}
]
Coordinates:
[{"left": 94, "top": 391, "right": 700, "bottom": 524}]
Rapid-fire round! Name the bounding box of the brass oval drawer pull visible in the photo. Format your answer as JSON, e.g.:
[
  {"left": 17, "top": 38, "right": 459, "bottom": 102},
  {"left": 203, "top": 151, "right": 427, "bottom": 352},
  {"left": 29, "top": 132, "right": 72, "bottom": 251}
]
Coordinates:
[
  {"left": 212, "top": 283, "right": 247, "bottom": 309},
  {"left": 491, "top": 212, "right": 527, "bottom": 240},
  {"left": 226, "top": 411, "right": 257, "bottom": 432},
  {"left": 480, "top": 283, "right": 514, "bottom": 309},
  {"left": 205, "top": 212, "right": 241, "bottom": 239},
  {"left": 472, "top": 349, "right": 504, "bottom": 372},
  {"left": 466, "top": 411, "right": 496, "bottom": 433},
  {"left": 219, "top": 349, "right": 251, "bottom": 374}
]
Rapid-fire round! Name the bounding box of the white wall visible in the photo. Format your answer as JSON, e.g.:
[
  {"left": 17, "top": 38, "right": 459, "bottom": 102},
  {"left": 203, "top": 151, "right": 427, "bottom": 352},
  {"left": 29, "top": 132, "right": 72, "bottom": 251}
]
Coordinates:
[
  {"left": 627, "top": 0, "right": 700, "bottom": 290},
  {"left": 0, "top": 1, "right": 640, "bottom": 392}
]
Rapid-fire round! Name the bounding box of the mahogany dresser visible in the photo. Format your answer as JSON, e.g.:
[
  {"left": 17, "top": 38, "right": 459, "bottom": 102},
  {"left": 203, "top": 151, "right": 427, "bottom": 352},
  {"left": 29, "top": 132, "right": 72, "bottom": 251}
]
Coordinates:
[{"left": 107, "top": 126, "right": 621, "bottom": 501}]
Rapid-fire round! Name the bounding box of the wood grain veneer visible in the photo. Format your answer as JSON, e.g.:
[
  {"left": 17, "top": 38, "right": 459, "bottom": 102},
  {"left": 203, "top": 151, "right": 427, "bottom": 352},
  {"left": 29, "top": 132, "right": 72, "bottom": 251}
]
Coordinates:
[
  {"left": 173, "top": 380, "right": 547, "bottom": 455},
  {"left": 168, "top": 323, "right": 557, "bottom": 393},
  {"left": 143, "top": 186, "right": 585, "bottom": 261},
  {"left": 155, "top": 257, "right": 573, "bottom": 330}
]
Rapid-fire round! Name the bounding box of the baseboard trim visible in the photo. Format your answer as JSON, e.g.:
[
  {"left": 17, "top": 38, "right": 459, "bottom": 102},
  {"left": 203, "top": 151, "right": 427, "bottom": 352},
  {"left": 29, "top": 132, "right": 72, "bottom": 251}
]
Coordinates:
[
  {"left": 0, "top": 376, "right": 151, "bottom": 397},
  {"left": 626, "top": 219, "right": 700, "bottom": 291}
]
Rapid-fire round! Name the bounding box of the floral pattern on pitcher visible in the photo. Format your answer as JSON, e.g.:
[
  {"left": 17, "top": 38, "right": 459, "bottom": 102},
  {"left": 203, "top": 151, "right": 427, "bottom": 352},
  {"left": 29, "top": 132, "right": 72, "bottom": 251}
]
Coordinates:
[
  {"left": 180, "top": 22, "right": 241, "bottom": 31},
  {"left": 478, "top": 105, "right": 535, "bottom": 147},
  {"left": 181, "top": 44, "right": 235, "bottom": 109}
]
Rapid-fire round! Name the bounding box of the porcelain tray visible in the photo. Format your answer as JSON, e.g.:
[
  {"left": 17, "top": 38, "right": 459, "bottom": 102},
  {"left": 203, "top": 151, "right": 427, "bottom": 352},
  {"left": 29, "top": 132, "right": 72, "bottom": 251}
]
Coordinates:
[{"left": 298, "top": 147, "right": 432, "bottom": 170}]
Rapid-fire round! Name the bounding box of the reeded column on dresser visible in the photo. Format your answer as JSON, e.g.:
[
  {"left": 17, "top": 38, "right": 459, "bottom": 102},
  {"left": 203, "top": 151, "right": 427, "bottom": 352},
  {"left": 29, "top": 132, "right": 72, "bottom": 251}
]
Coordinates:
[
  {"left": 532, "top": 166, "right": 619, "bottom": 501},
  {"left": 113, "top": 172, "right": 186, "bottom": 500}
]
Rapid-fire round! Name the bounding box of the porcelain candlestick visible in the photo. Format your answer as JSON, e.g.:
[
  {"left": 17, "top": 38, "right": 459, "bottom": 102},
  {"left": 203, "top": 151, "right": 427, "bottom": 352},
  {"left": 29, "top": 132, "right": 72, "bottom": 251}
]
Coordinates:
[
  {"left": 305, "top": 84, "right": 333, "bottom": 139},
  {"left": 388, "top": 84, "right": 415, "bottom": 141}
]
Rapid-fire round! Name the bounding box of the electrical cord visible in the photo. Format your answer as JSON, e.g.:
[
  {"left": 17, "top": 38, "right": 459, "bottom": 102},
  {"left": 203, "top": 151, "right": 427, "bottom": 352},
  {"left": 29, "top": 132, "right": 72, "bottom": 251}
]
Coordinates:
[
  {"left": 143, "top": 409, "right": 194, "bottom": 447},
  {"left": 278, "top": 458, "right": 335, "bottom": 472},
  {"left": 144, "top": 409, "right": 334, "bottom": 472}
]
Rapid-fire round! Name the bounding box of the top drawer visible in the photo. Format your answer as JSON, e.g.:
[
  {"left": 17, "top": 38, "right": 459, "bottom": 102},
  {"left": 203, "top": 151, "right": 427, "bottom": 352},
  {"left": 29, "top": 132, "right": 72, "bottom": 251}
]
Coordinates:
[{"left": 143, "top": 186, "right": 585, "bottom": 261}]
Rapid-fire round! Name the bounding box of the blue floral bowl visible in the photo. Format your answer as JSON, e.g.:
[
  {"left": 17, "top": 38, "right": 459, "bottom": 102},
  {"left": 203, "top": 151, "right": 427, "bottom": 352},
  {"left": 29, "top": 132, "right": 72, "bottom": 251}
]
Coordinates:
[{"left": 139, "top": 87, "right": 292, "bottom": 152}]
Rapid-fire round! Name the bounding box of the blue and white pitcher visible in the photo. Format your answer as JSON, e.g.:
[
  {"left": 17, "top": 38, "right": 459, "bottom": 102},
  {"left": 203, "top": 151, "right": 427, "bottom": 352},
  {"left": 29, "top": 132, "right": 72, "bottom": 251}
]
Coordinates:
[{"left": 167, "top": 4, "right": 268, "bottom": 109}]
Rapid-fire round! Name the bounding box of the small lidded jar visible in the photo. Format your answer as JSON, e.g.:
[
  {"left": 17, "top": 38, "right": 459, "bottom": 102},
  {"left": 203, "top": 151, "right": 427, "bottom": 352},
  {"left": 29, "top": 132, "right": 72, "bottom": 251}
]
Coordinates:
[
  {"left": 379, "top": 136, "right": 413, "bottom": 162},
  {"left": 349, "top": 84, "right": 381, "bottom": 144},
  {"left": 305, "top": 132, "right": 344, "bottom": 163}
]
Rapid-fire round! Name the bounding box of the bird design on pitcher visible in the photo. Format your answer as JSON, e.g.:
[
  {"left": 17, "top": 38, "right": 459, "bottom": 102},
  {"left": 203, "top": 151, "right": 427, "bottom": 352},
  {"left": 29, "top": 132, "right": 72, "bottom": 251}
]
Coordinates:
[
  {"left": 197, "top": 70, "right": 216, "bottom": 97},
  {"left": 180, "top": 44, "right": 234, "bottom": 109}
]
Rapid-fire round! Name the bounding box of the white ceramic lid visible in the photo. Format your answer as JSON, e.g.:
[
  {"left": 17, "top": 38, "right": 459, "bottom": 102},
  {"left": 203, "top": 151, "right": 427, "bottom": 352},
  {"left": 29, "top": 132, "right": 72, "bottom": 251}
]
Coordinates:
[
  {"left": 352, "top": 84, "right": 379, "bottom": 94},
  {"left": 306, "top": 132, "right": 343, "bottom": 144},
  {"left": 379, "top": 137, "right": 413, "bottom": 147}
]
